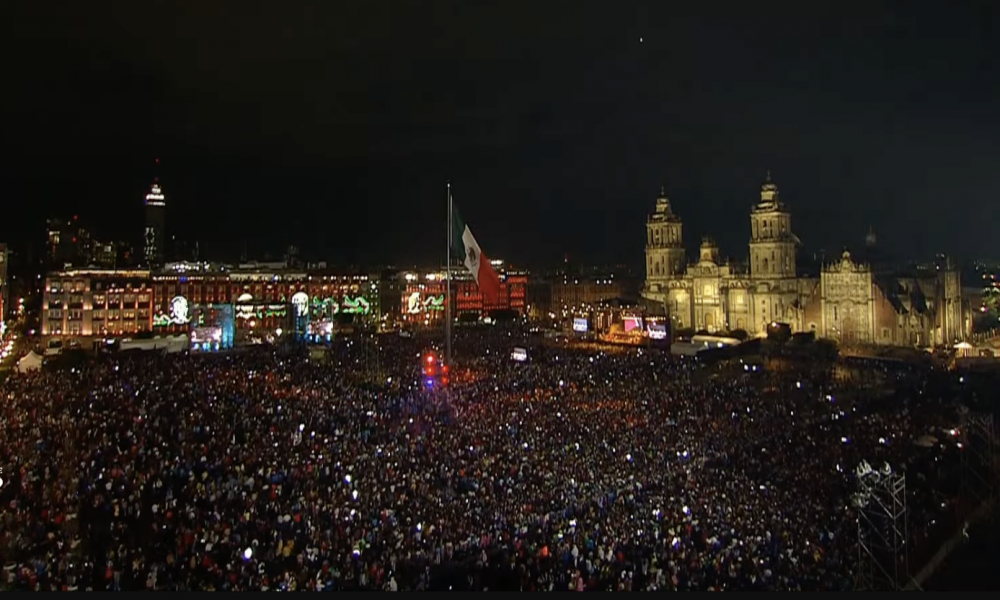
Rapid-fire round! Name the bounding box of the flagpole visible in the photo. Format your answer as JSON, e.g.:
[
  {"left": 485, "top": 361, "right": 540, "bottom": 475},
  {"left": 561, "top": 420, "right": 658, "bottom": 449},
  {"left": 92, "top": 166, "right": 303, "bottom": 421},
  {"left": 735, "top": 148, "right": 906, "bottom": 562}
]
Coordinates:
[{"left": 446, "top": 182, "right": 453, "bottom": 367}]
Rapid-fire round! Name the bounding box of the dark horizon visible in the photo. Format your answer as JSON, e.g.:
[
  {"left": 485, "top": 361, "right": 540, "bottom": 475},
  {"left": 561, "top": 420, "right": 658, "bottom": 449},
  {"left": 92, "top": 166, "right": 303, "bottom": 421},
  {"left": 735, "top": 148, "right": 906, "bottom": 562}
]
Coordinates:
[{"left": 4, "top": 1, "right": 999, "bottom": 269}]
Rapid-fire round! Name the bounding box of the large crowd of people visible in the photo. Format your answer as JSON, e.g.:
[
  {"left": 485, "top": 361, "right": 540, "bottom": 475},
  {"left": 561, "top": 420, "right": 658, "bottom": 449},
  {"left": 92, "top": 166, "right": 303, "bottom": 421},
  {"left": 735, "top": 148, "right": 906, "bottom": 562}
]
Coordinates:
[{"left": 0, "top": 327, "right": 975, "bottom": 590}]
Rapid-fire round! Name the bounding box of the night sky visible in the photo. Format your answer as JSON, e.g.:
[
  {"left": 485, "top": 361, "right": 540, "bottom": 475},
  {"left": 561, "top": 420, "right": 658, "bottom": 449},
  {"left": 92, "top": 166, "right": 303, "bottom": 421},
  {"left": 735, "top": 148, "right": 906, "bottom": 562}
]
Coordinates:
[{"left": 3, "top": 1, "right": 999, "bottom": 268}]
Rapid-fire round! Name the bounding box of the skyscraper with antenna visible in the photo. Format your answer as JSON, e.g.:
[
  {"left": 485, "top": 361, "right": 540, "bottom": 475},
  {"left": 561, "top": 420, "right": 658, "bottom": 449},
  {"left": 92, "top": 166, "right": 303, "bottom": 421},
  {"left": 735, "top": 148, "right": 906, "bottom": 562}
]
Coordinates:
[{"left": 144, "top": 158, "right": 167, "bottom": 268}]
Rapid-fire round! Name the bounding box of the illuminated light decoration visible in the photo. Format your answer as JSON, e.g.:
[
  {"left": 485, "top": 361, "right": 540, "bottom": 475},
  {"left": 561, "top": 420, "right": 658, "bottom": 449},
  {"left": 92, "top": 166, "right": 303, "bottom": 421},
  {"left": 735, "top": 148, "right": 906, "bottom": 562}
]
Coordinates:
[
  {"left": 291, "top": 291, "right": 309, "bottom": 317},
  {"left": 341, "top": 295, "right": 371, "bottom": 315},
  {"left": 153, "top": 295, "right": 191, "bottom": 326},
  {"left": 423, "top": 295, "right": 445, "bottom": 311},
  {"left": 235, "top": 304, "right": 288, "bottom": 319},
  {"left": 406, "top": 293, "right": 445, "bottom": 314},
  {"left": 311, "top": 296, "right": 340, "bottom": 316},
  {"left": 407, "top": 292, "right": 423, "bottom": 314},
  {"left": 511, "top": 347, "right": 528, "bottom": 362},
  {"left": 237, "top": 293, "right": 254, "bottom": 303}
]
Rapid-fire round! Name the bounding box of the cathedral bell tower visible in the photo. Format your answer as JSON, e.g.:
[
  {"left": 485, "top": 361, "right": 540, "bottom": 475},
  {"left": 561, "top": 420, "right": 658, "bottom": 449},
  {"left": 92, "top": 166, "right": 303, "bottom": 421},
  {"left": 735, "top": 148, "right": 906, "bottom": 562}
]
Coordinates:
[
  {"left": 645, "top": 187, "right": 686, "bottom": 285},
  {"left": 749, "top": 172, "right": 798, "bottom": 279}
]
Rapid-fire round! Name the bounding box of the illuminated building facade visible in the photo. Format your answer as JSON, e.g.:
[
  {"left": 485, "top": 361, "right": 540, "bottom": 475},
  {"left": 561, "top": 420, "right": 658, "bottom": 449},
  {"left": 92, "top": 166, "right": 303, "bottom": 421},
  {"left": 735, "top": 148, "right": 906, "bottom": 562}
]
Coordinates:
[
  {"left": 820, "top": 252, "right": 967, "bottom": 346},
  {"left": 151, "top": 269, "right": 382, "bottom": 342},
  {"left": 641, "top": 175, "right": 969, "bottom": 346},
  {"left": 400, "top": 261, "right": 528, "bottom": 324},
  {"left": 42, "top": 269, "right": 154, "bottom": 341},
  {"left": 144, "top": 178, "right": 167, "bottom": 267},
  {"left": 42, "top": 263, "right": 526, "bottom": 346},
  {"left": 41, "top": 265, "right": 388, "bottom": 347}
]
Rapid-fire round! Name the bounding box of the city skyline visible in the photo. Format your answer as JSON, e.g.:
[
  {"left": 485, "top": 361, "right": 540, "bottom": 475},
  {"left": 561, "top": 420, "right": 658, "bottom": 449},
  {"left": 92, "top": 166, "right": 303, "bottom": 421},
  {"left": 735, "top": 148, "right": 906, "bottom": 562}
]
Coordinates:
[
  {"left": 4, "top": 1, "right": 999, "bottom": 267},
  {"left": 20, "top": 168, "right": 991, "bottom": 272}
]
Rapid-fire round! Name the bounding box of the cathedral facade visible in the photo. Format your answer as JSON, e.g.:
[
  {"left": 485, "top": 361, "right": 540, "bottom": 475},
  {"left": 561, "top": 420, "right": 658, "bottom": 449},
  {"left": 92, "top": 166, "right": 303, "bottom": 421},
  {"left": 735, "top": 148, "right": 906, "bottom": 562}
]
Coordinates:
[{"left": 641, "top": 175, "right": 968, "bottom": 347}]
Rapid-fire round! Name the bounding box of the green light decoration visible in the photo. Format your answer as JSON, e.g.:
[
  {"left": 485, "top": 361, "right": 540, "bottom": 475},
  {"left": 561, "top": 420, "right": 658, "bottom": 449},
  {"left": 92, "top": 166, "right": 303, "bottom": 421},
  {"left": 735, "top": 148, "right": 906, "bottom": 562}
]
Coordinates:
[
  {"left": 342, "top": 295, "right": 371, "bottom": 315},
  {"left": 306, "top": 295, "right": 376, "bottom": 316},
  {"left": 153, "top": 314, "right": 172, "bottom": 327},
  {"left": 424, "top": 295, "right": 445, "bottom": 311},
  {"left": 260, "top": 306, "right": 287, "bottom": 318}
]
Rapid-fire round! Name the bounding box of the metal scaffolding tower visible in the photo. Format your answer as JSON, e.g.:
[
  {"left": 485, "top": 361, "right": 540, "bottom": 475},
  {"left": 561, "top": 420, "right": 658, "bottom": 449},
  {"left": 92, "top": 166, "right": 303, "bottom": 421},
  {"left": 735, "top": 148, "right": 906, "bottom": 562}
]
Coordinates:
[
  {"left": 959, "top": 411, "right": 998, "bottom": 532},
  {"left": 853, "top": 460, "right": 909, "bottom": 591},
  {"left": 959, "top": 412, "right": 997, "bottom": 507},
  {"left": 362, "top": 332, "right": 383, "bottom": 386}
]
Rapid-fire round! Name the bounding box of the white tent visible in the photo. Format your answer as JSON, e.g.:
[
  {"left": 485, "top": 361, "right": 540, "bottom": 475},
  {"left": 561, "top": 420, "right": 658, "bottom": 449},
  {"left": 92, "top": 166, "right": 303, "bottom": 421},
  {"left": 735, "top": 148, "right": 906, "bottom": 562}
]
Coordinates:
[
  {"left": 17, "top": 351, "right": 43, "bottom": 373},
  {"left": 953, "top": 341, "right": 975, "bottom": 357}
]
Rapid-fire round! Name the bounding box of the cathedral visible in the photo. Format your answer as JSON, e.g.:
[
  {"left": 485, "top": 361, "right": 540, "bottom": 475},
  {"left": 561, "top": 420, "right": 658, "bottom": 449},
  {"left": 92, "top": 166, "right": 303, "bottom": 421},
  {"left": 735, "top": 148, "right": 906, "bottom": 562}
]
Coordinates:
[{"left": 641, "top": 174, "right": 968, "bottom": 347}]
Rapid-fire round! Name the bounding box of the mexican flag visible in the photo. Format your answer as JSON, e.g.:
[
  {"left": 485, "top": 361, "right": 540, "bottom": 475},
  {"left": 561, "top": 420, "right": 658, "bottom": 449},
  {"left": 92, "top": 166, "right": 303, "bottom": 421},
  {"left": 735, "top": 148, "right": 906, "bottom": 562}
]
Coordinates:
[{"left": 451, "top": 205, "right": 502, "bottom": 303}]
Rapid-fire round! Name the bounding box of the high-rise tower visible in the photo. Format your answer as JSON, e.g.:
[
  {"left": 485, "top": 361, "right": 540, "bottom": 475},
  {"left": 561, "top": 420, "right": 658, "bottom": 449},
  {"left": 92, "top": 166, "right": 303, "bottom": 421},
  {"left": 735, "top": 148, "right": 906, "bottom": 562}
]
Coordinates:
[
  {"left": 144, "top": 159, "right": 166, "bottom": 268},
  {"left": 645, "top": 187, "right": 686, "bottom": 282},
  {"left": 749, "top": 172, "right": 797, "bottom": 279}
]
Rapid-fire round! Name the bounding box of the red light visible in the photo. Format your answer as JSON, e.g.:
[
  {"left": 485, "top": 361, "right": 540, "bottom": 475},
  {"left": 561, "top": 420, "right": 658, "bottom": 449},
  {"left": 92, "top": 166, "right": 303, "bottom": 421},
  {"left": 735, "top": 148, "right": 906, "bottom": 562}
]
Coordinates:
[
  {"left": 442, "top": 365, "right": 449, "bottom": 374},
  {"left": 426, "top": 366, "right": 435, "bottom": 376},
  {"left": 441, "top": 377, "right": 449, "bottom": 386},
  {"left": 426, "top": 355, "right": 434, "bottom": 363}
]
